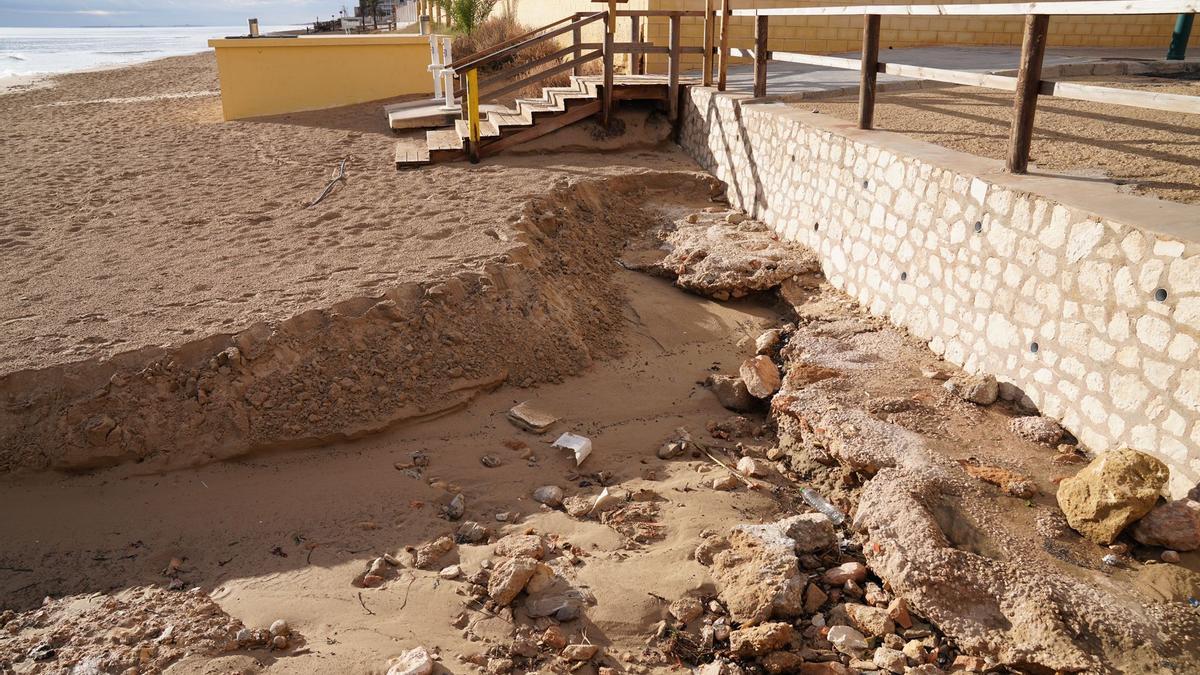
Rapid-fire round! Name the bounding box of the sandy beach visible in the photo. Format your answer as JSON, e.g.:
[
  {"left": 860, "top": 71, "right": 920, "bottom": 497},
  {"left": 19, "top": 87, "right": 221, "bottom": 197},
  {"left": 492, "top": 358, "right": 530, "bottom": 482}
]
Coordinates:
[{"left": 0, "top": 52, "right": 697, "bottom": 375}]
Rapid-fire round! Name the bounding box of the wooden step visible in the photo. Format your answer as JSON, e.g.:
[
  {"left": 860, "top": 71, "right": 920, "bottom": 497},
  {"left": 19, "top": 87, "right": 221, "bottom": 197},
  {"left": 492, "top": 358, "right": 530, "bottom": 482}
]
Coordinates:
[
  {"left": 454, "top": 118, "right": 500, "bottom": 139},
  {"left": 384, "top": 98, "right": 459, "bottom": 130},
  {"left": 394, "top": 139, "right": 431, "bottom": 168}
]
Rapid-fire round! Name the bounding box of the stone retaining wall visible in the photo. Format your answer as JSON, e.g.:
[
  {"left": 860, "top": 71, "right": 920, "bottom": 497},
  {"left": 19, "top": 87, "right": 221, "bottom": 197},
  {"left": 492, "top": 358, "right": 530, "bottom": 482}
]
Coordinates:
[{"left": 679, "top": 86, "right": 1200, "bottom": 495}]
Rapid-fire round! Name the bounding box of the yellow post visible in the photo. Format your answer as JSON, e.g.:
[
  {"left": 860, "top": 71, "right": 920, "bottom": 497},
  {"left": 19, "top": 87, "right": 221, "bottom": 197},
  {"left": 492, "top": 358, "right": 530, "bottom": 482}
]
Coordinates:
[{"left": 466, "top": 68, "right": 481, "bottom": 163}]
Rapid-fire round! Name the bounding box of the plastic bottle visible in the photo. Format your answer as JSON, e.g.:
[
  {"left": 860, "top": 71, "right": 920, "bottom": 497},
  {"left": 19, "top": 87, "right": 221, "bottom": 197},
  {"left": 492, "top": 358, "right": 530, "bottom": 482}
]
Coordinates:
[{"left": 801, "top": 487, "right": 845, "bottom": 526}]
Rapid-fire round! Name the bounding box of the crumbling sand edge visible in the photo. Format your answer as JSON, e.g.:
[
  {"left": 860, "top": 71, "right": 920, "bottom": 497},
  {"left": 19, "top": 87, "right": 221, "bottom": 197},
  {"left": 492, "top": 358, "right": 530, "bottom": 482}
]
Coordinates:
[{"left": 0, "top": 171, "right": 722, "bottom": 473}]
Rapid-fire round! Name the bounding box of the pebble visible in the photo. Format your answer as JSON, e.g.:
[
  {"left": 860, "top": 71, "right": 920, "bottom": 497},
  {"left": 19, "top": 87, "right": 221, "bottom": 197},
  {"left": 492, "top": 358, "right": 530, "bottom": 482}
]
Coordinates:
[
  {"left": 726, "top": 212, "right": 747, "bottom": 224},
  {"left": 446, "top": 493, "right": 465, "bottom": 521},
  {"left": 712, "top": 474, "right": 741, "bottom": 491},
  {"left": 737, "top": 456, "right": 770, "bottom": 478},
  {"left": 269, "top": 619, "right": 289, "bottom": 637},
  {"left": 480, "top": 454, "right": 501, "bottom": 468},
  {"left": 561, "top": 644, "right": 600, "bottom": 661},
  {"left": 822, "top": 561, "right": 868, "bottom": 585},
  {"left": 439, "top": 565, "right": 462, "bottom": 579},
  {"left": 1162, "top": 550, "right": 1181, "bottom": 563},
  {"left": 532, "top": 485, "right": 564, "bottom": 507},
  {"left": 271, "top": 635, "right": 289, "bottom": 650}
]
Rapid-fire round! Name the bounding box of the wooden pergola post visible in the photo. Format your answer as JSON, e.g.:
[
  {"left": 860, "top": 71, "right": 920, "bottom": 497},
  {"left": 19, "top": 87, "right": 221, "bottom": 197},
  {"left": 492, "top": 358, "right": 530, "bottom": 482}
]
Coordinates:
[
  {"left": 669, "top": 14, "right": 682, "bottom": 120},
  {"left": 602, "top": 18, "right": 615, "bottom": 128},
  {"left": 717, "top": 0, "right": 732, "bottom": 90},
  {"left": 703, "top": 0, "right": 716, "bottom": 86},
  {"left": 753, "top": 15, "right": 769, "bottom": 97},
  {"left": 1007, "top": 14, "right": 1050, "bottom": 174},
  {"left": 858, "top": 14, "right": 881, "bottom": 129},
  {"left": 629, "top": 14, "right": 642, "bottom": 75}
]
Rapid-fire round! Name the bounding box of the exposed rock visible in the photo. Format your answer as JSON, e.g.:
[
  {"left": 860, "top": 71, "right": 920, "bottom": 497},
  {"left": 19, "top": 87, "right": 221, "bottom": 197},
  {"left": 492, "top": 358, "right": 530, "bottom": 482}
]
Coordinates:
[
  {"left": 803, "top": 584, "right": 827, "bottom": 613},
  {"left": 943, "top": 374, "right": 998, "bottom": 405},
  {"left": 886, "top": 597, "right": 912, "bottom": 629},
  {"left": 1131, "top": 499, "right": 1200, "bottom": 551},
  {"left": 713, "top": 474, "right": 742, "bottom": 491},
  {"left": 873, "top": 646, "right": 906, "bottom": 674},
  {"left": 740, "top": 356, "right": 782, "bottom": 398},
  {"left": 414, "top": 536, "right": 455, "bottom": 569},
  {"left": 756, "top": 329, "right": 783, "bottom": 355},
  {"left": 762, "top": 650, "right": 804, "bottom": 674},
  {"left": 712, "top": 524, "right": 805, "bottom": 624},
  {"left": 446, "top": 493, "right": 466, "bottom": 521},
  {"left": 439, "top": 565, "right": 462, "bottom": 580},
  {"left": 669, "top": 597, "right": 705, "bottom": 624},
  {"left": 1056, "top": 448, "right": 1169, "bottom": 544},
  {"left": 958, "top": 461, "right": 1037, "bottom": 499},
  {"left": 697, "top": 659, "right": 745, "bottom": 675},
  {"left": 706, "top": 374, "right": 757, "bottom": 412},
  {"left": 540, "top": 625, "right": 567, "bottom": 650},
  {"left": 487, "top": 557, "right": 539, "bottom": 606},
  {"left": 695, "top": 535, "right": 731, "bottom": 565},
  {"left": 563, "top": 495, "right": 593, "bottom": 518},
  {"left": 729, "top": 622, "right": 795, "bottom": 657},
  {"left": 737, "top": 456, "right": 771, "bottom": 478},
  {"left": 456, "top": 521, "right": 489, "bottom": 544},
  {"left": 842, "top": 603, "right": 894, "bottom": 637},
  {"left": 1162, "top": 550, "right": 1181, "bottom": 563},
  {"left": 493, "top": 534, "right": 546, "bottom": 559},
  {"left": 821, "top": 562, "right": 867, "bottom": 586},
  {"left": 269, "top": 619, "right": 289, "bottom": 637},
  {"left": 1008, "top": 416, "right": 1065, "bottom": 445},
  {"left": 387, "top": 647, "right": 434, "bottom": 675},
  {"left": 826, "top": 625, "right": 867, "bottom": 656},
  {"left": 561, "top": 644, "right": 600, "bottom": 661},
  {"left": 507, "top": 402, "right": 558, "bottom": 433},
  {"left": 726, "top": 211, "right": 747, "bottom": 224},
  {"left": 778, "top": 513, "right": 836, "bottom": 553},
  {"left": 532, "top": 486, "right": 564, "bottom": 508}
]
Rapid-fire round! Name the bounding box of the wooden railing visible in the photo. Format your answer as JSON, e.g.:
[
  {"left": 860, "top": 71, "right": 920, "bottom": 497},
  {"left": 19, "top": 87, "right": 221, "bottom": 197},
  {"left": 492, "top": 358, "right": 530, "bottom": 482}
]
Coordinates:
[
  {"left": 716, "top": 0, "right": 1200, "bottom": 174},
  {"left": 450, "top": 5, "right": 722, "bottom": 162}
]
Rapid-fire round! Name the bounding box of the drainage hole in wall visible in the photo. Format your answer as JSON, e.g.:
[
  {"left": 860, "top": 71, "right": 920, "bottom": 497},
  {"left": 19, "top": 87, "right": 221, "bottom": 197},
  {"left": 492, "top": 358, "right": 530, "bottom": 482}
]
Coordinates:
[
  {"left": 900, "top": 271, "right": 908, "bottom": 281},
  {"left": 863, "top": 180, "right": 870, "bottom": 189},
  {"left": 1155, "top": 288, "right": 1168, "bottom": 302},
  {"left": 1030, "top": 342, "right": 1040, "bottom": 354},
  {"left": 813, "top": 222, "right": 820, "bottom": 231},
  {"left": 974, "top": 221, "right": 983, "bottom": 233}
]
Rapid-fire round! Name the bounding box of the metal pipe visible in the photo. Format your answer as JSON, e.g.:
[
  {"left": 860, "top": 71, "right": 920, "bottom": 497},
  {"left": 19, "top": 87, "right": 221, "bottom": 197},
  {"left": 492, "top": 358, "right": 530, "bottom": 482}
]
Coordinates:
[{"left": 1167, "top": 13, "right": 1194, "bottom": 60}]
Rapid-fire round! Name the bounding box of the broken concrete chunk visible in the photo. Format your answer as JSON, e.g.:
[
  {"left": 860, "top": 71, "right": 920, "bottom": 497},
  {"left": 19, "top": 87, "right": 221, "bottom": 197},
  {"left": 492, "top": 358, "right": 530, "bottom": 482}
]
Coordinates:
[
  {"left": 713, "top": 525, "right": 805, "bottom": 624},
  {"left": 873, "top": 646, "right": 907, "bottom": 674},
  {"left": 561, "top": 644, "right": 600, "bottom": 661},
  {"left": 842, "top": 603, "right": 895, "bottom": 637},
  {"left": 729, "top": 622, "right": 794, "bottom": 657},
  {"left": 493, "top": 534, "right": 546, "bottom": 560},
  {"left": 1131, "top": 499, "right": 1200, "bottom": 551},
  {"left": 943, "top": 374, "right": 998, "bottom": 405},
  {"left": 706, "top": 374, "right": 757, "bottom": 412},
  {"left": 1008, "top": 416, "right": 1065, "bottom": 445},
  {"left": 737, "top": 456, "right": 770, "bottom": 478},
  {"left": 386, "top": 647, "right": 434, "bottom": 675},
  {"left": 414, "top": 536, "right": 455, "bottom": 569},
  {"left": 740, "top": 356, "right": 782, "bottom": 398},
  {"left": 507, "top": 402, "right": 558, "bottom": 433},
  {"left": 669, "top": 597, "right": 705, "bottom": 624},
  {"left": 487, "top": 557, "right": 539, "bottom": 606},
  {"left": 822, "top": 562, "right": 867, "bottom": 586},
  {"left": 778, "top": 513, "right": 836, "bottom": 553},
  {"left": 1056, "top": 448, "right": 1169, "bottom": 544},
  {"left": 826, "top": 625, "right": 868, "bottom": 656}
]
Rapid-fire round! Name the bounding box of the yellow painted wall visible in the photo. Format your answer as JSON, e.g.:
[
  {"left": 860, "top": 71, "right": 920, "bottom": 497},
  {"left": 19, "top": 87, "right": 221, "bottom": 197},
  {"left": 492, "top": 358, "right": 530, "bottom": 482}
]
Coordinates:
[
  {"left": 209, "top": 35, "right": 435, "bottom": 120},
  {"left": 502, "top": 0, "right": 651, "bottom": 70}
]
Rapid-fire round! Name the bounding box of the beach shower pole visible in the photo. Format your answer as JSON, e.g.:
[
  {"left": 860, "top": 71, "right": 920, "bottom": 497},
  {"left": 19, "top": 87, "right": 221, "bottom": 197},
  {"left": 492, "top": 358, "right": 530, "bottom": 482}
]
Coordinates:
[{"left": 1167, "top": 13, "right": 1193, "bottom": 60}]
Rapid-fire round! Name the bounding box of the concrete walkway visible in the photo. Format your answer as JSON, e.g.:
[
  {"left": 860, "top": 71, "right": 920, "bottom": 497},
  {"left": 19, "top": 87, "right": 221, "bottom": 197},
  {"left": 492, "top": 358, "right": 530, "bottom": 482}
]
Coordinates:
[{"left": 716, "top": 46, "right": 1197, "bottom": 98}]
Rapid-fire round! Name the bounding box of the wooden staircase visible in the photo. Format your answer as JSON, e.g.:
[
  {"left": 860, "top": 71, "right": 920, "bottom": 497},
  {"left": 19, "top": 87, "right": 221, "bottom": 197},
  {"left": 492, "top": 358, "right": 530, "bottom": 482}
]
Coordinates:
[{"left": 394, "top": 76, "right": 605, "bottom": 168}]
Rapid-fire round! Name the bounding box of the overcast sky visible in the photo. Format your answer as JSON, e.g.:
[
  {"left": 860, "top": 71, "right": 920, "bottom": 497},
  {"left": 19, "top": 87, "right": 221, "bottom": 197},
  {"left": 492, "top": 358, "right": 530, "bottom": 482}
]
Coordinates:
[{"left": 0, "top": 0, "right": 350, "bottom": 27}]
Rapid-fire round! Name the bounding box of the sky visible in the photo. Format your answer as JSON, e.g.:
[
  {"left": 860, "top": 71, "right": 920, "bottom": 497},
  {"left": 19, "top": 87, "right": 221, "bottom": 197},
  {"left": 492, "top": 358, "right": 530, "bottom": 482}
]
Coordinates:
[{"left": 0, "top": 0, "right": 353, "bottom": 27}]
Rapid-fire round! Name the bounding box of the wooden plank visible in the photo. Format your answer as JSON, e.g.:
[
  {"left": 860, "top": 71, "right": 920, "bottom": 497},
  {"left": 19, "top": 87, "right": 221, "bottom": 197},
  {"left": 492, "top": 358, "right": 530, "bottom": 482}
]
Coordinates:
[
  {"left": 480, "top": 100, "right": 603, "bottom": 158},
  {"left": 478, "top": 43, "right": 580, "bottom": 93},
  {"left": 453, "top": 12, "right": 603, "bottom": 72},
  {"left": 616, "top": 9, "right": 706, "bottom": 16},
  {"left": 718, "top": 0, "right": 732, "bottom": 91},
  {"left": 573, "top": 24, "right": 583, "bottom": 76},
  {"left": 703, "top": 0, "right": 716, "bottom": 87},
  {"left": 1007, "top": 14, "right": 1050, "bottom": 174},
  {"left": 730, "top": 0, "right": 1198, "bottom": 16},
  {"left": 859, "top": 14, "right": 882, "bottom": 129},
  {"left": 669, "top": 15, "right": 682, "bottom": 120},
  {"left": 481, "top": 50, "right": 602, "bottom": 101},
  {"left": 753, "top": 15, "right": 769, "bottom": 97},
  {"left": 767, "top": 50, "right": 861, "bottom": 70},
  {"left": 1042, "top": 79, "right": 1200, "bottom": 114},
  {"left": 882, "top": 62, "right": 1019, "bottom": 89},
  {"left": 603, "top": 28, "right": 615, "bottom": 128}
]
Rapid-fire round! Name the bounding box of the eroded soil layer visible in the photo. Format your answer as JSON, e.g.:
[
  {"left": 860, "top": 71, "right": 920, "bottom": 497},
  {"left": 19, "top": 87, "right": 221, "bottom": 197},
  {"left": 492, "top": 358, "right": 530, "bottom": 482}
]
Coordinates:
[{"left": 0, "top": 171, "right": 722, "bottom": 473}]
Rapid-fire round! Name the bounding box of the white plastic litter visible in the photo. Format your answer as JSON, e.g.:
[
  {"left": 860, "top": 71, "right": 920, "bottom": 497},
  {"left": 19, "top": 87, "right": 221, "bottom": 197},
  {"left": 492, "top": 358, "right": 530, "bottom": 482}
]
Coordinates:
[{"left": 552, "top": 432, "right": 592, "bottom": 466}]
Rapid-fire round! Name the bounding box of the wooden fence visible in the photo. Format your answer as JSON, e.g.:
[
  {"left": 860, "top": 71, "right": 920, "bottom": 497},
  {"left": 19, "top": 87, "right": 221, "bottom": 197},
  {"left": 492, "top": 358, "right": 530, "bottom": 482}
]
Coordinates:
[{"left": 719, "top": 0, "right": 1200, "bottom": 173}]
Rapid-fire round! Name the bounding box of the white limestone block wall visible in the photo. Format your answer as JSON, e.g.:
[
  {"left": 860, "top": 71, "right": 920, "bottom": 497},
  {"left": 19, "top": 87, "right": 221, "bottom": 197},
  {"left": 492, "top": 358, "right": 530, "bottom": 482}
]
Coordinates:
[{"left": 680, "top": 86, "right": 1200, "bottom": 495}]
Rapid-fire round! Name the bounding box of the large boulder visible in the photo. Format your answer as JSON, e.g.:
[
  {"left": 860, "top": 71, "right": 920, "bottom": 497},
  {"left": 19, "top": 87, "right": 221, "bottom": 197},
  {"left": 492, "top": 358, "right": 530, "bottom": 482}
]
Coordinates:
[
  {"left": 1056, "top": 448, "right": 1169, "bottom": 544},
  {"left": 1131, "top": 499, "right": 1200, "bottom": 551}
]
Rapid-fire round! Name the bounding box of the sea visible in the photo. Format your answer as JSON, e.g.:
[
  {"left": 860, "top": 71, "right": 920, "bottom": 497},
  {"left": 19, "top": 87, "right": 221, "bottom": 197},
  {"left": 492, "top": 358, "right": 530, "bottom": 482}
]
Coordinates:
[{"left": 0, "top": 25, "right": 303, "bottom": 82}]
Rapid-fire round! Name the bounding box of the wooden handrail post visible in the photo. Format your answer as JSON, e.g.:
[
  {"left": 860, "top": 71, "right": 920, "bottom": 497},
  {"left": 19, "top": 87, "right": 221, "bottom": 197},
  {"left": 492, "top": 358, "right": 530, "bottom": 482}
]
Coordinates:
[
  {"left": 669, "top": 14, "right": 682, "bottom": 121},
  {"left": 466, "top": 68, "right": 481, "bottom": 164},
  {"left": 858, "top": 14, "right": 881, "bottom": 129},
  {"left": 753, "top": 15, "right": 769, "bottom": 97},
  {"left": 717, "top": 0, "right": 732, "bottom": 90},
  {"left": 630, "top": 15, "right": 641, "bottom": 75},
  {"left": 1007, "top": 14, "right": 1050, "bottom": 174},
  {"left": 602, "top": 18, "right": 615, "bottom": 128},
  {"left": 703, "top": 0, "right": 716, "bottom": 86},
  {"left": 573, "top": 24, "right": 583, "bottom": 76}
]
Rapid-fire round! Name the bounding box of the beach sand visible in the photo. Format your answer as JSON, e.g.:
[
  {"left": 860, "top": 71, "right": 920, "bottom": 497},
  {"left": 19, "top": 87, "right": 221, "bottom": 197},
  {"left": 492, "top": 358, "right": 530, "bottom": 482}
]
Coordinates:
[{"left": 0, "top": 52, "right": 693, "bottom": 376}]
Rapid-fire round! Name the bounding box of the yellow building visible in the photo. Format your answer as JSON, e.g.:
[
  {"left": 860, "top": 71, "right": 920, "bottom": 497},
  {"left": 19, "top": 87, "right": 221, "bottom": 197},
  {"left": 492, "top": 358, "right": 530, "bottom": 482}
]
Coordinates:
[{"left": 208, "top": 34, "right": 434, "bottom": 121}]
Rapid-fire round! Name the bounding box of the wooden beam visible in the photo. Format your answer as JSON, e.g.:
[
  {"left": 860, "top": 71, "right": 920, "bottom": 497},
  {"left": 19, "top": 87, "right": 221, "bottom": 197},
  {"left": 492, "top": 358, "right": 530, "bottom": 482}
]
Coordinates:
[
  {"left": 1007, "top": 14, "right": 1050, "bottom": 174},
  {"left": 858, "top": 14, "right": 881, "bottom": 129},
  {"left": 669, "top": 14, "right": 682, "bottom": 120},
  {"left": 573, "top": 23, "right": 583, "bottom": 76},
  {"left": 730, "top": 0, "right": 1198, "bottom": 16},
  {"left": 603, "top": 28, "right": 615, "bottom": 128},
  {"left": 629, "top": 15, "right": 641, "bottom": 74},
  {"left": 615, "top": 9, "right": 706, "bottom": 16},
  {"left": 703, "top": 0, "right": 716, "bottom": 86},
  {"left": 718, "top": 0, "right": 732, "bottom": 90},
  {"left": 753, "top": 15, "right": 769, "bottom": 97},
  {"left": 480, "top": 100, "right": 602, "bottom": 158}
]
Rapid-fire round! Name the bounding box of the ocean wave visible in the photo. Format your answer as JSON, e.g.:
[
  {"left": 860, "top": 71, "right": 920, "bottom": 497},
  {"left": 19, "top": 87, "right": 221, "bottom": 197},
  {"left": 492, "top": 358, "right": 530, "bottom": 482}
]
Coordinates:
[
  {"left": 2, "top": 54, "right": 28, "bottom": 61},
  {"left": 96, "top": 50, "right": 160, "bottom": 56}
]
